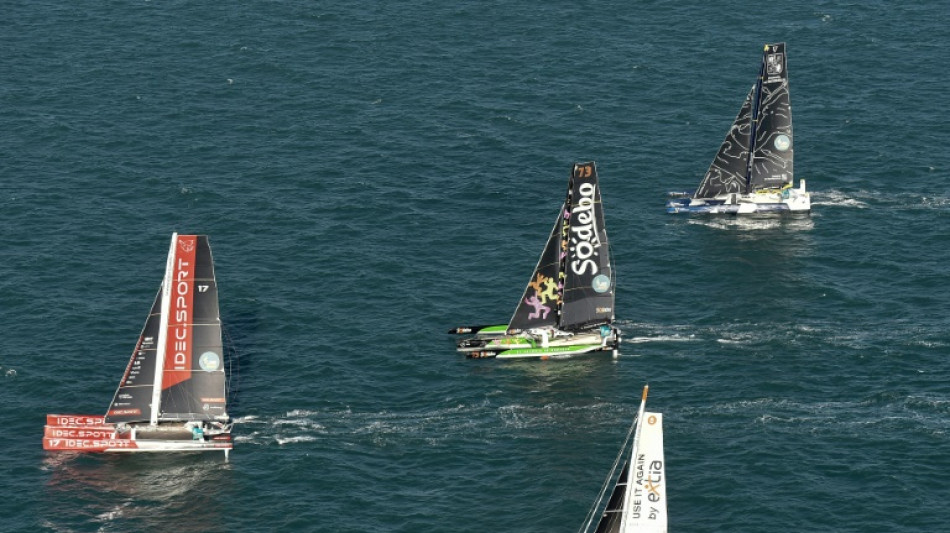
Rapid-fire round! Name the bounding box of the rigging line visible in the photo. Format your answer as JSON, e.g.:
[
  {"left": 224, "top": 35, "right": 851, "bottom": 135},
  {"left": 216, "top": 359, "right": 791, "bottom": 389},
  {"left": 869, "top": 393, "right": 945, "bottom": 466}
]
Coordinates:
[
  {"left": 577, "top": 412, "right": 640, "bottom": 533},
  {"left": 222, "top": 324, "right": 241, "bottom": 407}
]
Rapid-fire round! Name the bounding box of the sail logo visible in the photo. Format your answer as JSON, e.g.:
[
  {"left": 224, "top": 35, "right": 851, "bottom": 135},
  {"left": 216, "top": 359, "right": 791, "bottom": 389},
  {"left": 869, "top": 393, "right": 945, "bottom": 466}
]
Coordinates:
[
  {"left": 164, "top": 236, "right": 197, "bottom": 389},
  {"left": 569, "top": 182, "right": 602, "bottom": 276},
  {"left": 766, "top": 52, "right": 784, "bottom": 81},
  {"left": 199, "top": 351, "right": 221, "bottom": 371},
  {"left": 773, "top": 134, "right": 791, "bottom": 152},
  {"left": 171, "top": 257, "right": 192, "bottom": 372},
  {"left": 592, "top": 274, "right": 611, "bottom": 293},
  {"left": 631, "top": 453, "right": 665, "bottom": 520}
]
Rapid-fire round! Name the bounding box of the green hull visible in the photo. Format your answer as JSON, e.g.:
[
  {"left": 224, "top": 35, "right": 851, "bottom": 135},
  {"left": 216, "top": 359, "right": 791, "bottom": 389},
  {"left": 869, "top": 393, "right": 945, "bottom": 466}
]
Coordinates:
[{"left": 468, "top": 343, "right": 611, "bottom": 360}]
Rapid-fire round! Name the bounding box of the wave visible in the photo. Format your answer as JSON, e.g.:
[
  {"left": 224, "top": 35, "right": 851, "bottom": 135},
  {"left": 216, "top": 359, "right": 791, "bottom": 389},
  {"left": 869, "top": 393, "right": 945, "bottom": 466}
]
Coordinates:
[{"left": 816, "top": 188, "right": 950, "bottom": 210}]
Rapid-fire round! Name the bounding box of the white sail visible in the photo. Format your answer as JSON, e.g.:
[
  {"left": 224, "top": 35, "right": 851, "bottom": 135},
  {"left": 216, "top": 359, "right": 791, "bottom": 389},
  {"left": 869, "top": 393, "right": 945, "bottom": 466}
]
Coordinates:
[{"left": 619, "top": 411, "right": 666, "bottom": 533}]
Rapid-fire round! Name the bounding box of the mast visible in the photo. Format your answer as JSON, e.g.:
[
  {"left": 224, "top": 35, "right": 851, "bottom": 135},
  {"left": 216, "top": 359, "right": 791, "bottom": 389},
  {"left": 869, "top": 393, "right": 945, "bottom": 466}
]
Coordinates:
[
  {"left": 743, "top": 56, "right": 767, "bottom": 194},
  {"left": 150, "top": 232, "right": 178, "bottom": 426},
  {"left": 553, "top": 165, "right": 576, "bottom": 326}
]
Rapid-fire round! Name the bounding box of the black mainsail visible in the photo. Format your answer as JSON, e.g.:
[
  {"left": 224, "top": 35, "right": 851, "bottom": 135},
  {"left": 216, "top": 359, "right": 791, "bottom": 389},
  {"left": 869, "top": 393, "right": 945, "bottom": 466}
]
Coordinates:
[
  {"left": 158, "top": 235, "right": 228, "bottom": 422},
  {"left": 507, "top": 162, "right": 614, "bottom": 334},
  {"left": 693, "top": 42, "right": 792, "bottom": 198},
  {"left": 747, "top": 42, "right": 793, "bottom": 191},
  {"left": 560, "top": 162, "right": 614, "bottom": 331}
]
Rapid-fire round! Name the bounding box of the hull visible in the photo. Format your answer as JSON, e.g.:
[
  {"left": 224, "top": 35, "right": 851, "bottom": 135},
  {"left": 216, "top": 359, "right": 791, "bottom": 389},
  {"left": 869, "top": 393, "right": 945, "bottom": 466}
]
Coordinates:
[
  {"left": 469, "top": 343, "right": 613, "bottom": 360},
  {"left": 668, "top": 181, "right": 810, "bottom": 214},
  {"left": 43, "top": 414, "right": 233, "bottom": 456},
  {"left": 463, "top": 328, "right": 621, "bottom": 360}
]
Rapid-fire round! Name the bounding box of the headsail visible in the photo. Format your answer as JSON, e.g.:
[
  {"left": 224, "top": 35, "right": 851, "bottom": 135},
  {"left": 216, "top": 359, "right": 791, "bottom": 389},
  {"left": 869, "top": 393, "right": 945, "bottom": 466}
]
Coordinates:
[
  {"left": 594, "top": 460, "right": 631, "bottom": 533},
  {"left": 105, "top": 288, "right": 163, "bottom": 424},
  {"left": 560, "top": 162, "right": 614, "bottom": 331},
  {"left": 105, "top": 234, "right": 227, "bottom": 425},
  {"left": 693, "top": 86, "right": 754, "bottom": 199},
  {"left": 747, "top": 42, "right": 793, "bottom": 191},
  {"left": 508, "top": 208, "right": 565, "bottom": 333}
]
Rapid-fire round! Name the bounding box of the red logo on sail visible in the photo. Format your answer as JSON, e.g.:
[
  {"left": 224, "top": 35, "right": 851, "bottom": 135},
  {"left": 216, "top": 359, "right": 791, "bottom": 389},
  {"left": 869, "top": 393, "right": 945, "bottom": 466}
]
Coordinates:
[{"left": 163, "top": 235, "right": 197, "bottom": 389}]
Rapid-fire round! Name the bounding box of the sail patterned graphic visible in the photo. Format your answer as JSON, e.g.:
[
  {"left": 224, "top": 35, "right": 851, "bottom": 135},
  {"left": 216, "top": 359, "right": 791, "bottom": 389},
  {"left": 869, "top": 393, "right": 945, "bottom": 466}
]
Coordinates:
[
  {"left": 693, "top": 86, "right": 754, "bottom": 198},
  {"left": 105, "top": 235, "right": 227, "bottom": 424},
  {"left": 508, "top": 209, "right": 565, "bottom": 333},
  {"left": 748, "top": 42, "right": 793, "bottom": 191}
]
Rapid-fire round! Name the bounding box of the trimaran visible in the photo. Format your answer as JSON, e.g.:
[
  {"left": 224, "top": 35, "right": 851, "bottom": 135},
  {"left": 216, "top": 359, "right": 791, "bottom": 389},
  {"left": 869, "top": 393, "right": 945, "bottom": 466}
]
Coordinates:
[
  {"left": 450, "top": 162, "right": 621, "bottom": 359},
  {"left": 580, "top": 385, "right": 667, "bottom": 533},
  {"left": 43, "top": 233, "right": 233, "bottom": 459},
  {"left": 667, "top": 43, "right": 810, "bottom": 214}
]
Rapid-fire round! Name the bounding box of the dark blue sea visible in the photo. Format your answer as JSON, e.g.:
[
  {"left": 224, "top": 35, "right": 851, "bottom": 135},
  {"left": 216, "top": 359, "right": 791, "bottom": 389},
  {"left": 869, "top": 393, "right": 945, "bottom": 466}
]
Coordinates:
[{"left": 2, "top": 1, "right": 949, "bottom": 531}]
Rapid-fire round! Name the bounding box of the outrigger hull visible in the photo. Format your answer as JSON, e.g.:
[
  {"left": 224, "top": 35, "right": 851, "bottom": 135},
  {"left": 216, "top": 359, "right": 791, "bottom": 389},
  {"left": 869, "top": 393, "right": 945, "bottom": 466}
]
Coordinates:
[
  {"left": 43, "top": 414, "right": 233, "bottom": 456},
  {"left": 468, "top": 342, "right": 615, "bottom": 360}
]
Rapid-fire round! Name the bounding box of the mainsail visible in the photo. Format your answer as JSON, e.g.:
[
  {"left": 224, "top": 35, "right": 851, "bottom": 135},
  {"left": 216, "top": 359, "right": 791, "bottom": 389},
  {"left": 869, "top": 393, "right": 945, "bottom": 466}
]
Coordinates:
[
  {"left": 748, "top": 42, "right": 793, "bottom": 191},
  {"left": 507, "top": 162, "right": 614, "bottom": 334},
  {"left": 560, "top": 162, "right": 614, "bottom": 331},
  {"left": 693, "top": 42, "right": 792, "bottom": 198},
  {"left": 105, "top": 234, "right": 227, "bottom": 425}
]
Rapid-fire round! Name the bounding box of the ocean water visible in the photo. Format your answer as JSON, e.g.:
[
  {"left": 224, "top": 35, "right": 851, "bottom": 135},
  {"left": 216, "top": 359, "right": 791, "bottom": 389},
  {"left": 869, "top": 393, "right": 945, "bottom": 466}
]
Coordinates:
[{"left": 2, "top": 1, "right": 949, "bottom": 531}]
